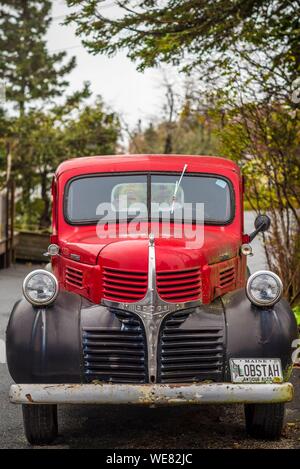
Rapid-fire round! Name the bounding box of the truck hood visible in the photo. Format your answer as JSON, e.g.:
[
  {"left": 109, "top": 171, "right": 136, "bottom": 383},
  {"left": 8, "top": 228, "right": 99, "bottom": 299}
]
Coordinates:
[{"left": 60, "top": 224, "right": 240, "bottom": 269}]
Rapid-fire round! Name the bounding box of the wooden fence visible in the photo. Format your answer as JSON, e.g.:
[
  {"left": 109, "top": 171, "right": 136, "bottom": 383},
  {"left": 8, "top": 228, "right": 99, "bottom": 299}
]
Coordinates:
[
  {"left": 0, "top": 180, "right": 15, "bottom": 268},
  {"left": 15, "top": 231, "right": 49, "bottom": 262}
]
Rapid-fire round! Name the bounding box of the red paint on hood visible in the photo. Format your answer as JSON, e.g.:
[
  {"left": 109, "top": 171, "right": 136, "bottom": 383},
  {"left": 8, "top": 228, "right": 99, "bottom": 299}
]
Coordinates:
[{"left": 60, "top": 222, "right": 240, "bottom": 269}]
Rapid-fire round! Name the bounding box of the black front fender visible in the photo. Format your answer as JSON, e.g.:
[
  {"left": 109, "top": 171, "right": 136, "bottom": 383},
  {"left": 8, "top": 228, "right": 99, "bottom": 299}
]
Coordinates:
[
  {"left": 222, "top": 289, "right": 299, "bottom": 380},
  {"left": 6, "top": 291, "right": 84, "bottom": 383}
]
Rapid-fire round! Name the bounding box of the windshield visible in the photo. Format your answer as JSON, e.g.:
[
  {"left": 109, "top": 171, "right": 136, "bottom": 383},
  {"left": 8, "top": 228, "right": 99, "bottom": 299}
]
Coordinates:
[{"left": 65, "top": 173, "right": 233, "bottom": 224}]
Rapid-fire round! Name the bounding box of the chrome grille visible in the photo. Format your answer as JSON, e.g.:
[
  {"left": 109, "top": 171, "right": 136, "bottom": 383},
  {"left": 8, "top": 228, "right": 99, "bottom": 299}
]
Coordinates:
[
  {"left": 82, "top": 312, "right": 147, "bottom": 383},
  {"left": 158, "top": 312, "right": 224, "bottom": 383}
]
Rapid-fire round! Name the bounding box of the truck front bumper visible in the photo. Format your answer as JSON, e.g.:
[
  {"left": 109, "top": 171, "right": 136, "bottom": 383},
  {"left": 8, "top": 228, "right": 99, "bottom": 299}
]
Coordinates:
[{"left": 9, "top": 382, "right": 293, "bottom": 405}]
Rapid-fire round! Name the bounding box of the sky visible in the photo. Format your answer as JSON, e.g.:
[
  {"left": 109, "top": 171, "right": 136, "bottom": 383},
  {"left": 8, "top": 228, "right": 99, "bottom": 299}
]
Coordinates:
[{"left": 47, "top": 0, "right": 179, "bottom": 138}]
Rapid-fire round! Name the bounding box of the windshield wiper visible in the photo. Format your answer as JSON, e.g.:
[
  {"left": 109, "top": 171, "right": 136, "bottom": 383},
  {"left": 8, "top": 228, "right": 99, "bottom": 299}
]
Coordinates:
[{"left": 171, "top": 164, "right": 188, "bottom": 214}]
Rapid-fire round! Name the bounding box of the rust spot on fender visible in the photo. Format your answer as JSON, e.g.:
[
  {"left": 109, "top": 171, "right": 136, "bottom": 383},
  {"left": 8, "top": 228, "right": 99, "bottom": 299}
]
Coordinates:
[
  {"left": 25, "top": 393, "right": 33, "bottom": 403},
  {"left": 165, "top": 383, "right": 186, "bottom": 388}
]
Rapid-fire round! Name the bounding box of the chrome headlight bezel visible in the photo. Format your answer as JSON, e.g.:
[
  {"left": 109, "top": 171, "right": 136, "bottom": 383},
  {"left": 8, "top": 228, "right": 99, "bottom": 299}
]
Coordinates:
[
  {"left": 246, "top": 270, "right": 283, "bottom": 307},
  {"left": 22, "top": 269, "right": 59, "bottom": 306}
]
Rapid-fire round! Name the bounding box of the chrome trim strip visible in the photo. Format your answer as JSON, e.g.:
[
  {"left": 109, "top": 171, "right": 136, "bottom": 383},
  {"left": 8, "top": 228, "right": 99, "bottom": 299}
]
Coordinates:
[
  {"left": 9, "top": 383, "right": 294, "bottom": 405},
  {"left": 102, "top": 234, "right": 201, "bottom": 382}
]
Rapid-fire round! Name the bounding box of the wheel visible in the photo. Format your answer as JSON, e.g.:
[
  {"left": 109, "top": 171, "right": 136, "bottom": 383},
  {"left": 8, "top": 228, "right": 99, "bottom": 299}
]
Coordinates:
[
  {"left": 22, "top": 404, "right": 58, "bottom": 445},
  {"left": 244, "top": 403, "right": 285, "bottom": 440}
]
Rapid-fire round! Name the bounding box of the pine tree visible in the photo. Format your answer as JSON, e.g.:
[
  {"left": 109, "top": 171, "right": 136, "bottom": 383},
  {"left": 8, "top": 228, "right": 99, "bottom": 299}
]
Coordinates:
[{"left": 0, "top": 0, "right": 76, "bottom": 115}]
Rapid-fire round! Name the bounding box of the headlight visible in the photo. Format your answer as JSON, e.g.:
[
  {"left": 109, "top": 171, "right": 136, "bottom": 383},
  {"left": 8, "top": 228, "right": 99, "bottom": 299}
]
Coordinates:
[
  {"left": 22, "top": 269, "right": 58, "bottom": 306},
  {"left": 246, "top": 270, "right": 283, "bottom": 307}
]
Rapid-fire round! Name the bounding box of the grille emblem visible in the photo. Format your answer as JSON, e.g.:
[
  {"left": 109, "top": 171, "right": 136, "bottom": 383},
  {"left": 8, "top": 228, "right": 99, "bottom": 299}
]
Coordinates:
[{"left": 102, "top": 234, "right": 201, "bottom": 381}]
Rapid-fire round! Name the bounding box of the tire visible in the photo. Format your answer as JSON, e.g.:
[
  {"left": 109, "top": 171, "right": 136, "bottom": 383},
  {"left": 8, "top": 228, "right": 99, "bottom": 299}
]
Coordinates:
[
  {"left": 244, "top": 403, "right": 285, "bottom": 440},
  {"left": 22, "top": 404, "right": 58, "bottom": 445}
]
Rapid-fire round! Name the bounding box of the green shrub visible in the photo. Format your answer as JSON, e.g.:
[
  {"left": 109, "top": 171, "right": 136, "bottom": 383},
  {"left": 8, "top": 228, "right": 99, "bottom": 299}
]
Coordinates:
[{"left": 293, "top": 306, "right": 300, "bottom": 326}]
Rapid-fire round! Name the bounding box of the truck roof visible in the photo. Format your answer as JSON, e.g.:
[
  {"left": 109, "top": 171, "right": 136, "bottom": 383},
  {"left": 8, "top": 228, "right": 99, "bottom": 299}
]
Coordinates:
[{"left": 56, "top": 154, "right": 240, "bottom": 179}]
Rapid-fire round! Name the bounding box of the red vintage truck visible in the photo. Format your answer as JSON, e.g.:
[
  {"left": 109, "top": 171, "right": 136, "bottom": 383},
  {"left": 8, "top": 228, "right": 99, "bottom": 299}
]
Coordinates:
[{"left": 6, "top": 154, "right": 298, "bottom": 444}]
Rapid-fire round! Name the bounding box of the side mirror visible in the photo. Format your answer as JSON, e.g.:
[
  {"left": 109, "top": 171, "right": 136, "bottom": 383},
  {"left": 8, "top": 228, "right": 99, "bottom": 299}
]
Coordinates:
[{"left": 249, "top": 214, "right": 271, "bottom": 242}]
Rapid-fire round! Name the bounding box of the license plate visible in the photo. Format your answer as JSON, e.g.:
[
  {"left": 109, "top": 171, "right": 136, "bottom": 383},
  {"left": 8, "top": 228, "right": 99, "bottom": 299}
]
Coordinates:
[{"left": 229, "top": 358, "right": 283, "bottom": 383}]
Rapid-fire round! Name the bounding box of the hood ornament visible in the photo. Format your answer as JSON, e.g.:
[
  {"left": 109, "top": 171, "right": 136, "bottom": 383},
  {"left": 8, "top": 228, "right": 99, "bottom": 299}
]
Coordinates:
[{"left": 102, "top": 233, "right": 201, "bottom": 381}]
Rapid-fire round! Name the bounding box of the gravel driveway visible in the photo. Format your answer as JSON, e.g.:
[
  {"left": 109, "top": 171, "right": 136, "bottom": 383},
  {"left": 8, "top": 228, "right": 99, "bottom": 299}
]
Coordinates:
[{"left": 0, "top": 214, "right": 299, "bottom": 449}]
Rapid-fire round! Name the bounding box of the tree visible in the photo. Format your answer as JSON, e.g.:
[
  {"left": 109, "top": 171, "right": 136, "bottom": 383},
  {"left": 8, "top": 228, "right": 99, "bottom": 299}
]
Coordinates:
[
  {"left": 212, "top": 94, "right": 300, "bottom": 305},
  {"left": 63, "top": 97, "right": 121, "bottom": 158},
  {"left": 129, "top": 80, "right": 219, "bottom": 155},
  {"left": 12, "top": 110, "right": 64, "bottom": 229},
  {"left": 0, "top": 1, "right": 96, "bottom": 229},
  {"left": 66, "top": 1, "right": 300, "bottom": 93},
  {"left": 65, "top": 1, "right": 268, "bottom": 69},
  {"left": 0, "top": 0, "right": 76, "bottom": 115},
  {"left": 8, "top": 96, "right": 120, "bottom": 230}
]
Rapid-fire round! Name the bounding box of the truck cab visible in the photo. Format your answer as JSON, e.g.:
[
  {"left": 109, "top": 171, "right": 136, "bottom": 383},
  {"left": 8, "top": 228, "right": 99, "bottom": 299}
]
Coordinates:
[{"left": 7, "top": 154, "right": 298, "bottom": 444}]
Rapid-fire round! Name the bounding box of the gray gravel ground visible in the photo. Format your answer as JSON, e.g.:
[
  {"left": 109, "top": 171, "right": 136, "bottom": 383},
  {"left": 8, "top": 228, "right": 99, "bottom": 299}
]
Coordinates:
[{"left": 0, "top": 213, "right": 299, "bottom": 449}]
